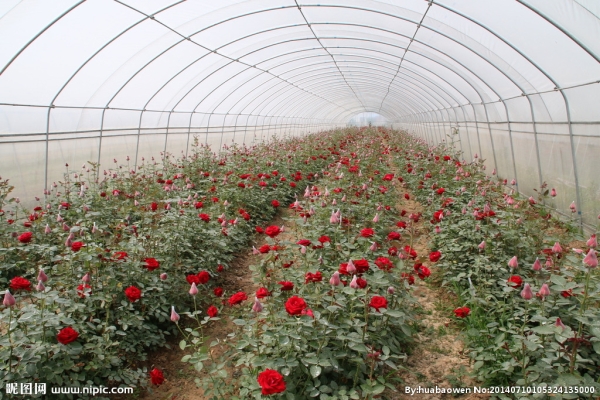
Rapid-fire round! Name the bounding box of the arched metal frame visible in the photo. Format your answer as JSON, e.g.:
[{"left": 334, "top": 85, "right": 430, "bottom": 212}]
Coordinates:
[{"left": 0, "top": 0, "right": 598, "bottom": 228}]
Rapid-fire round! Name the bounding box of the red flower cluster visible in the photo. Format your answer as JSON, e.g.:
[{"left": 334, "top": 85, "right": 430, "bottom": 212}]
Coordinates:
[
  {"left": 507, "top": 275, "right": 523, "bottom": 288},
  {"left": 10, "top": 276, "right": 31, "bottom": 291},
  {"left": 387, "top": 231, "right": 401, "bottom": 241},
  {"left": 257, "top": 369, "right": 286, "bottom": 395},
  {"left": 57, "top": 327, "right": 79, "bottom": 344},
  {"left": 124, "top": 286, "right": 141, "bottom": 302},
  {"left": 77, "top": 284, "right": 92, "bottom": 298},
  {"left": 360, "top": 228, "right": 374, "bottom": 238},
  {"left": 354, "top": 259, "right": 370, "bottom": 273},
  {"left": 18, "top": 232, "right": 32, "bottom": 243},
  {"left": 401, "top": 272, "right": 415, "bottom": 285},
  {"left": 404, "top": 246, "right": 418, "bottom": 259},
  {"left": 454, "top": 307, "right": 471, "bottom": 318},
  {"left": 228, "top": 291, "right": 247, "bottom": 305},
  {"left": 207, "top": 305, "right": 218, "bottom": 317},
  {"left": 278, "top": 281, "right": 294, "bottom": 291},
  {"left": 369, "top": 296, "right": 388, "bottom": 312},
  {"left": 285, "top": 296, "right": 307, "bottom": 315},
  {"left": 305, "top": 271, "right": 322, "bottom": 283},
  {"left": 265, "top": 225, "right": 281, "bottom": 238},
  {"left": 375, "top": 256, "right": 394, "bottom": 271},
  {"left": 71, "top": 242, "right": 84, "bottom": 252},
  {"left": 429, "top": 251, "right": 442, "bottom": 262},
  {"left": 144, "top": 258, "right": 160, "bottom": 271},
  {"left": 256, "top": 287, "right": 270, "bottom": 298},
  {"left": 150, "top": 368, "right": 164, "bottom": 385},
  {"left": 198, "top": 213, "right": 210, "bottom": 222}
]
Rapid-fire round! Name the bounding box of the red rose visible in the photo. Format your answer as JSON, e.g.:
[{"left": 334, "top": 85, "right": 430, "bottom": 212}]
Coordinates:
[
  {"left": 77, "top": 284, "right": 92, "bottom": 298},
  {"left": 318, "top": 235, "right": 331, "bottom": 244},
  {"left": 401, "top": 272, "right": 415, "bottom": 285},
  {"left": 217, "top": 265, "right": 224, "bottom": 272},
  {"left": 150, "top": 202, "right": 158, "bottom": 211},
  {"left": 144, "top": 258, "right": 160, "bottom": 271},
  {"left": 207, "top": 305, "right": 218, "bottom": 317},
  {"left": 297, "top": 239, "right": 311, "bottom": 246},
  {"left": 198, "top": 213, "right": 210, "bottom": 222},
  {"left": 338, "top": 263, "right": 350, "bottom": 275},
  {"left": 369, "top": 296, "right": 388, "bottom": 312},
  {"left": 417, "top": 265, "right": 431, "bottom": 280},
  {"left": 353, "top": 259, "right": 370, "bottom": 274},
  {"left": 257, "top": 369, "right": 286, "bottom": 395},
  {"left": 396, "top": 221, "right": 407, "bottom": 229},
  {"left": 255, "top": 226, "right": 264, "bottom": 234},
  {"left": 186, "top": 274, "right": 201, "bottom": 285},
  {"left": 278, "top": 281, "right": 294, "bottom": 291},
  {"left": 387, "top": 231, "right": 401, "bottom": 241},
  {"left": 113, "top": 251, "right": 128, "bottom": 260},
  {"left": 561, "top": 289, "right": 574, "bottom": 298},
  {"left": 194, "top": 201, "right": 203, "bottom": 209},
  {"left": 214, "top": 287, "right": 223, "bottom": 297},
  {"left": 18, "top": 232, "right": 32, "bottom": 243},
  {"left": 10, "top": 276, "right": 31, "bottom": 291},
  {"left": 264, "top": 225, "right": 281, "bottom": 238},
  {"left": 60, "top": 202, "right": 70, "bottom": 210},
  {"left": 290, "top": 182, "right": 296, "bottom": 188},
  {"left": 436, "top": 188, "right": 445, "bottom": 195},
  {"left": 282, "top": 261, "right": 294, "bottom": 268},
  {"left": 285, "top": 296, "right": 307, "bottom": 315},
  {"left": 356, "top": 277, "right": 367, "bottom": 288},
  {"left": 256, "top": 287, "right": 270, "bottom": 298},
  {"left": 71, "top": 242, "right": 84, "bottom": 252},
  {"left": 404, "top": 246, "right": 418, "bottom": 259},
  {"left": 360, "top": 228, "right": 374, "bottom": 238},
  {"left": 259, "top": 244, "right": 271, "bottom": 254},
  {"left": 304, "top": 271, "right": 323, "bottom": 283},
  {"left": 271, "top": 200, "right": 280, "bottom": 207},
  {"left": 228, "top": 291, "right": 247, "bottom": 306},
  {"left": 507, "top": 275, "right": 523, "bottom": 288},
  {"left": 197, "top": 271, "right": 210, "bottom": 284},
  {"left": 454, "top": 307, "right": 470, "bottom": 318},
  {"left": 429, "top": 251, "right": 441, "bottom": 262},
  {"left": 124, "top": 286, "right": 141, "bottom": 302},
  {"left": 150, "top": 368, "right": 164, "bottom": 386},
  {"left": 57, "top": 326, "right": 79, "bottom": 344},
  {"left": 382, "top": 173, "right": 394, "bottom": 181},
  {"left": 388, "top": 246, "right": 398, "bottom": 256},
  {"left": 375, "top": 257, "right": 394, "bottom": 271}
]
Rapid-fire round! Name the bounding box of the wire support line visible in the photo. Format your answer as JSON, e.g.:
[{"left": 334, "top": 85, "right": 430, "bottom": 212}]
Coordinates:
[
  {"left": 378, "top": 0, "right": 433, "bottom": 113},
  {"left": 293, "top": 1, "right": 367, "bottom": 113},
  {"left": 112, "top": 0, "right": 356, "bottom": 118}
]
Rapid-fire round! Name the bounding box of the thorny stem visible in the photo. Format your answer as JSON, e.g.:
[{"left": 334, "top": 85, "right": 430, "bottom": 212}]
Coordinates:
[{"left": 570, "top": 268, "right": 592, "bottom": 373}]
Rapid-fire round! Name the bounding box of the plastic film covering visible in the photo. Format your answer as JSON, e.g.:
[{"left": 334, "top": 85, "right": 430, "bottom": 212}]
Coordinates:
[{"left": 0, "top": 0, "right": 598, "bottom": 227}]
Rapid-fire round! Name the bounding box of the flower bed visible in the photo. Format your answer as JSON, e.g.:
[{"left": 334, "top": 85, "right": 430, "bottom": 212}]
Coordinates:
[
  {"left": 0, "top": 135, "right": 334, "bottom": 394},
  {"left": 388, "top": 130, "right": 600, "bottom": 394}
]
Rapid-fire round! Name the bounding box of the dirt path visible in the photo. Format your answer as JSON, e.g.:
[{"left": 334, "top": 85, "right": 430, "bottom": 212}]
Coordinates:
[
  {"left": 383, "top": 149, "right": 488, "bottom": 400},
  {"left": 137, "top": 212, "right": 299, "bottom": 400}
]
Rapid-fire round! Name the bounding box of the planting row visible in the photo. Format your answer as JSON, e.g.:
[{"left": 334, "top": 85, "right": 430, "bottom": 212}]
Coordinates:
[
  {"left": 388, "top": 130, "right": 599, "bottom": 398},
  {"left": 0, "top": 134, "right": 341, "bottom": 396}
]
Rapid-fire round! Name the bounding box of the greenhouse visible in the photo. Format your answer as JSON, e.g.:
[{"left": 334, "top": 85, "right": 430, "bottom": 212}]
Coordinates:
[{"left": 1, "top": 0, "right": 599, "bottom": 398}]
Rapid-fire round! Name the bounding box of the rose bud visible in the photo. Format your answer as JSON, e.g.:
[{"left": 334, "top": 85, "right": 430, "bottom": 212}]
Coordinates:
[
  {"left": 36, "top": 280, "right": 45, "bottom": 292},
  {"left": 3, "top": 289, "right": 16, "bottom": 307},
  {"left": 170, "top": 306, "right": 180, "bottom": 323},
  {"left": 329, "top": 271, "right": 341, "bottom": 286},
  {"left": 189, "top": 282, "right": 198, "bottom": 296},
  {"left": 252, "top": 297, "right": 263, "bottom": 313},
  {"left": 160, "top": 273, "right": 168, "bottom": 280},
  {"left": 521, "top": 283, "right": 533, "bottom": 300}
]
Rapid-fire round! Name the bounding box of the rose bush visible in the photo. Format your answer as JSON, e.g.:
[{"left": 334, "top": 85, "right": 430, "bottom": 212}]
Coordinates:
[
  {"left": 0, "top": 133, "right": 333, "bottom": 396},
  {"left": 389, "top": 128, "right": 600, "bottom": 394}
]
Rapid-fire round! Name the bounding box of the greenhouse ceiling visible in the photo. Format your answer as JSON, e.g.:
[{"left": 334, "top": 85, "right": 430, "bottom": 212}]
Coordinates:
[{"left": 0, "top": 0, "right": 599, "bottom": 226}]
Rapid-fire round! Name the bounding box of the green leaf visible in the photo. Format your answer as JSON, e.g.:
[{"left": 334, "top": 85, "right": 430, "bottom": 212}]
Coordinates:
[
  {"left": 179, "top": 340, "right": 187, "bottom": 350},
  {"left": 233, "top": 319, "right": 246, "bottom": 326},
  {"left": 372, "top": 385, "right": 385, "bottom": 395},
  {"left": 310, "top": 365, "right": 322, "bottom": 378}
]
